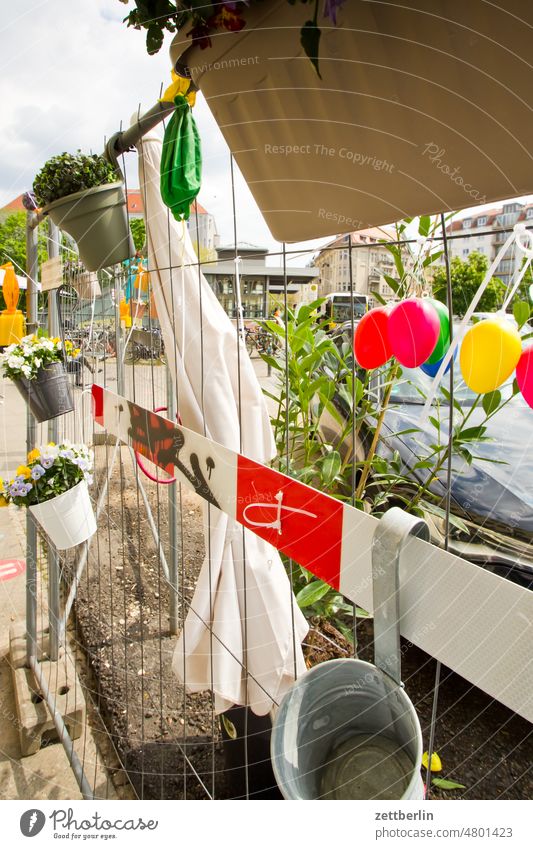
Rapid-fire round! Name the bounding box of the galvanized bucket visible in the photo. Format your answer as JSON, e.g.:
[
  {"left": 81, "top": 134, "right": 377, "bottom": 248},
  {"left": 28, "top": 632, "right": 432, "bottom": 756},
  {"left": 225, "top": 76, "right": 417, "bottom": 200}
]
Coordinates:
[
  {"left": 271, "top": 508, "right": 428, "bottom": 800},
  {"left": 14, "top": 361, "right": 74, "bottom": 423},
  {"left": 271, "top": 657, "right": 424, "bottom": 800}
]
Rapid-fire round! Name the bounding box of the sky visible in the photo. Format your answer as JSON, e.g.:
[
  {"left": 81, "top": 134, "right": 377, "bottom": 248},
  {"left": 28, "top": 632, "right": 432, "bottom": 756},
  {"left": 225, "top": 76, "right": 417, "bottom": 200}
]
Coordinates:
[{"left": 1, "top": 0, "right": 532, "bottom": 267}]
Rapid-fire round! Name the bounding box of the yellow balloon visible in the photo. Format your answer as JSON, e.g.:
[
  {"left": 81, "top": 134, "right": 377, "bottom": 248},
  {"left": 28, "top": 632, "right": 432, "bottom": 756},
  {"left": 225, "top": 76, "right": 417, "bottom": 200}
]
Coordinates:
[{"left": 460, "top": 318, "right": 522, "bottom": 394}]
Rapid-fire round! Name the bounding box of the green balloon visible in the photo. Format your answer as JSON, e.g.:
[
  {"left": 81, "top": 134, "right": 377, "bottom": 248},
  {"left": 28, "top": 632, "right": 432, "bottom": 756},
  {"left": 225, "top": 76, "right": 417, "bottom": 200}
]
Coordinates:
[{"left": 425, "top": 298, "right": 450, "bottom": 365}]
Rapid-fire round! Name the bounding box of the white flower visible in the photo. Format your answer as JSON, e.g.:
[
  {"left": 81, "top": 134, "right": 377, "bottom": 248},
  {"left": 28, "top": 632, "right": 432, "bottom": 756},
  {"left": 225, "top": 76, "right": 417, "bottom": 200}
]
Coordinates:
[
  {"left": 33, "top": 357, "right": 41, "bottom": 368},
  {"left": 21, "top": 365, "right": 32, "bottom": 379}
]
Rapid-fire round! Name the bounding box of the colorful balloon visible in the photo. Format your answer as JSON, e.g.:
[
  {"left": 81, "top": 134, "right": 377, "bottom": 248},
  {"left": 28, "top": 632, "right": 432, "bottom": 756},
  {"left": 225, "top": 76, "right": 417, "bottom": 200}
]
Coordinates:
[
  {"left": 420, "top": 346, "right": 457, "bottom": 378},
  {"left": 460, "top": 318, "right": 522, "bottom": 394},
  {"left": 424, "top": 299, "right": 450, "bottom": 365},
  {"left": 353, "top": 307, "right": 392, "bottom": 369},
  {"left": 388, "top": 298, "right": 440, "bottom": 368},
  {"left": 516, "top": 344, "right": 533, "bottom": 408}
]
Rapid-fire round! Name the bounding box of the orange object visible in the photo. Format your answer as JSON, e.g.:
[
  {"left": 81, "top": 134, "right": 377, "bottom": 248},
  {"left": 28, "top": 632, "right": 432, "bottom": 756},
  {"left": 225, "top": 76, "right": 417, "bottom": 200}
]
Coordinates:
[
  {"left": 1, "top": 263, "right": 19, "bottom": 314},
  {"left": 0, "top": 262, "right": 25, "bottom": 344}
]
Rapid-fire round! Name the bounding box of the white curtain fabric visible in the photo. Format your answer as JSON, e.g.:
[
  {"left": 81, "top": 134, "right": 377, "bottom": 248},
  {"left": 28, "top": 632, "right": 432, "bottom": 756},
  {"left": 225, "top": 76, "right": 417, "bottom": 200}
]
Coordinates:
[{"left": 136, "top": 128, "right": 308, "bottom": 715}]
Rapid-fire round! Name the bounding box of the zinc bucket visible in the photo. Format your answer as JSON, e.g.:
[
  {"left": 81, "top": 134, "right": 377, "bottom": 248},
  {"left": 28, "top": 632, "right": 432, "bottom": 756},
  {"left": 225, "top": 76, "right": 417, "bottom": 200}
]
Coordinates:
[
  {"left": 29, "top": 480, "right": 96, "bottom": 550},
  {"left": 43, "top": 182, "right": 135, "bottom": 271},
  {"left": 14, "top": 362, "right": 74, "bottom": 423},
  {"left": 271, "top": 658, "right": 424, "bottom": 800}
]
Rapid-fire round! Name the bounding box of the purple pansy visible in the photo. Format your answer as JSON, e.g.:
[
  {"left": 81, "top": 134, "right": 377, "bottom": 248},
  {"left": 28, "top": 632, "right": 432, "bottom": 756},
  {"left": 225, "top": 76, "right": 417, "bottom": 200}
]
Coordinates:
[
  {"left": 323, "top": 0, "right": 346, "bottom": 25},
  {"left": 31, "top": 464, "right": 45, "bottom": 480}
]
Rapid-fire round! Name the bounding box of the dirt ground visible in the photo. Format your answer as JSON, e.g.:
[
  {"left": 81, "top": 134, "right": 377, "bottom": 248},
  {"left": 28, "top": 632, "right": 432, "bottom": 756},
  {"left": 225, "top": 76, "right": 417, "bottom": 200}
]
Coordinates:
[{"left": 69, "top": 444, "right": 531, "bottom": 800}]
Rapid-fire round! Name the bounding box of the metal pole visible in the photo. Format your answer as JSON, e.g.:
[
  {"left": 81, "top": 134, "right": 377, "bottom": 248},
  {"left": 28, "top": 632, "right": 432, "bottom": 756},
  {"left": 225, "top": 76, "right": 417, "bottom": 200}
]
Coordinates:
[
  {"left": 47, "top": 219, "right": 61, "bottom": 661},
  {"left": 104, "top": 100, "right": 177, "bottom": 169},
  {"left": 166, "top": 364, "right": 179, "bottom": 634},
  {"left": 114, "top": 268, "right": 125, "bottom": 396},
  {"left": 25, "top": 213, "right": 39, "bottom": 667},
  {"left": 371, "top": 507, "right": 429, "bottom": 685}
]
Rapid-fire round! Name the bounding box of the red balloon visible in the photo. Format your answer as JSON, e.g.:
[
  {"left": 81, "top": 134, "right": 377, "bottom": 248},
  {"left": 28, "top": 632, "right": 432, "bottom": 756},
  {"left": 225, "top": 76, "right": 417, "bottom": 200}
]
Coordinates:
[
  {"left": 389, "top": 298, "right": 440, "bottom": 367},
  {"left": 353, "top": 307, "right": 392, "bottom": 369},
  {"left": 516, "top": 345, "right": 533, "bottom": 408}
]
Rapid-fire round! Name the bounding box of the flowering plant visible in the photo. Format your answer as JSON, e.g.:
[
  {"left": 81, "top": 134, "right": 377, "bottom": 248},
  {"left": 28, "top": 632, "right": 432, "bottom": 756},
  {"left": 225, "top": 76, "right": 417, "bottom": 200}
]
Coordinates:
[
  {"left": 120, "top": 0, "right": 346, "bottom": 76},
  {"left": 0, "top": 442, "right": 93, "bottom": 508},
  {"left": 0, "top": 334, "right": 77, "bottom": 381}
]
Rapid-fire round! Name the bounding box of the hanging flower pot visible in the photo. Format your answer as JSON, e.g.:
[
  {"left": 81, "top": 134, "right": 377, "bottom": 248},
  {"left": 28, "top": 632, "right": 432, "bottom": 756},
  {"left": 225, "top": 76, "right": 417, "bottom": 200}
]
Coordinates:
[
  {"left": 0, "top": 335, "right": 74, "bottom": 423},
  {"left": 0, "top": 443, "right": 96, "bottom": 551},
  {"left": 14, "top": 361, "right": 74, "bottom": 423},
  {"left": 29, "top": 480, "right": 96, "bottom": 550},
  {"left": 168, "top": 0, "right": 533, "bottom": 243},
  {"left": 33, "top": 152, "right": 135, "bottom": 271}
]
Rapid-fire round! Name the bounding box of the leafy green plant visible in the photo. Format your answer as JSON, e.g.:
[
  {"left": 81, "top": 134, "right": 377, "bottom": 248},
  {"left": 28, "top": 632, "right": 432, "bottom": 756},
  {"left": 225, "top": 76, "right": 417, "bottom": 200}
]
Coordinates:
[
  {"left": 33, "top": 151, "right": 117, "bottom": 207},
  {"left": 432, "top": 251, "right": 505, "bottom": 317},
  {"left": 119, "top": 0, "right": 345, "bottom": 74},
  {"left": 260, "top": 216, "right": 522, "bottom": 638}
]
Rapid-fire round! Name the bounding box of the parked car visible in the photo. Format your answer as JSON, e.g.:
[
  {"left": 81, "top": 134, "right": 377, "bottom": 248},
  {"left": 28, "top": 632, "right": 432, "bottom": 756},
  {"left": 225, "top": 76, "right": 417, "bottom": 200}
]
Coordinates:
[{"left": 318, "top": 323, "right": 533, "bottom": 588}]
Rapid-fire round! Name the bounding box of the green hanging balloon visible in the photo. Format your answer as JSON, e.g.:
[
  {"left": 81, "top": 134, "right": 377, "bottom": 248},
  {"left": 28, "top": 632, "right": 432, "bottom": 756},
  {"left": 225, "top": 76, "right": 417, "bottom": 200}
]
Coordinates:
[
  {"left": 160, "top": 94, "right": 202, "bottom": 221},
  {"left": 424, "top": 298, "right": 450, "bottom": 365}
]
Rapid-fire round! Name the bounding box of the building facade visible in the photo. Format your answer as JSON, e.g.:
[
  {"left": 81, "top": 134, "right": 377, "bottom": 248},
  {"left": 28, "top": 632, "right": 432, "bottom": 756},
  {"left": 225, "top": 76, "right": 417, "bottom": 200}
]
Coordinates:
[
  {"left": 446, "top": 201, "right": 533, "bottom": 287},
  {"left": 313, "top": 227, "right": 397, "bottom": 305},
  {"left": 204, "top": 243, "right": 319, "bottom": 320}
]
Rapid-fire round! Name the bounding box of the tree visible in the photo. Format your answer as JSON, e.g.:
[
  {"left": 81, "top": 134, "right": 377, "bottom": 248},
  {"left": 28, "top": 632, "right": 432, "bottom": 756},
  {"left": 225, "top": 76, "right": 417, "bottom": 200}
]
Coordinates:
[
  {"left": 0, "top": 212, "right": 48, "bottom": 311},
  {"left": 130, "top": 218, "right": 146, "bottom": 252},
  {"left": 432, "top": 251, "right": 505, "bottom": 316}
]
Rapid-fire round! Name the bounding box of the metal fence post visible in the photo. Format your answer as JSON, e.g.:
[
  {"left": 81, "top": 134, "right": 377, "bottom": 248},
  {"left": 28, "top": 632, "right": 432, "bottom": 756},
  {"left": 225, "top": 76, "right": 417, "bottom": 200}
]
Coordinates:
[
  {"left": 25, "top": 212, "right": 39, "bottom": 667},
  {"left": 47, "top": 219, "right": 61, "bottom": 661},
  {"left": 114, "top": 267, "right": 125, "bottom": 396},
  {"left": 166, "top": 363, "right": 179, "bottom": 634}
]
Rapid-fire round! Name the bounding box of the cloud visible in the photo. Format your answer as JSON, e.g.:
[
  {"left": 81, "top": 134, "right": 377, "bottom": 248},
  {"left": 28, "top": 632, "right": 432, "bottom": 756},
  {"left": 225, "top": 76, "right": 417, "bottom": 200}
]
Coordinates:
[{"left": 0, "top": 0, "right": 333, "bottom": 259}]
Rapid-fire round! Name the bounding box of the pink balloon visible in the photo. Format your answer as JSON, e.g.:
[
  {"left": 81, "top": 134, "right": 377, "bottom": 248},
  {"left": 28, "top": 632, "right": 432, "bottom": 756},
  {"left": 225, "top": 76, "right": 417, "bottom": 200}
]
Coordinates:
[
  {"left": 516, "top": 345, "right": 533, "bottom": 408},
  {"left": 388, "top": 298, "right": 440, "bottom": 367}
]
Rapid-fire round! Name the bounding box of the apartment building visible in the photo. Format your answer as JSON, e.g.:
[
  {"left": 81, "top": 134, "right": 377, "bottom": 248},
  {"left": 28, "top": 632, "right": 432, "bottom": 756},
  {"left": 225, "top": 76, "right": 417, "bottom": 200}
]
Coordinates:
[
  {"left": 313, "top": 227, "right": 397, "bottom": 305},
  {"left": 446, "top": 201, "right": 533, "bottom": 286}
]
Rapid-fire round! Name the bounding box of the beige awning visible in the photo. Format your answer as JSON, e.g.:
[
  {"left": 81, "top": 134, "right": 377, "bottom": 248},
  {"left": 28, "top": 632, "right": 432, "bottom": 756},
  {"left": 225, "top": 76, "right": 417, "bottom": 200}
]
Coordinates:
[{"left": 171, "top": 0, "right": 533, "bottom": 242}]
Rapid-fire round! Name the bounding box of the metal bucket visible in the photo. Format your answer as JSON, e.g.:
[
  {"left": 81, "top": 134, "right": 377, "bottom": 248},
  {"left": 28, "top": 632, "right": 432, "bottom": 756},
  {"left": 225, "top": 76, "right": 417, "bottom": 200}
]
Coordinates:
[
  {"left": 14, "top": 361, "right": 74, "bottom": 423},
  {"left": 271, "top": 657, "right": 423, "bottom": 800}
]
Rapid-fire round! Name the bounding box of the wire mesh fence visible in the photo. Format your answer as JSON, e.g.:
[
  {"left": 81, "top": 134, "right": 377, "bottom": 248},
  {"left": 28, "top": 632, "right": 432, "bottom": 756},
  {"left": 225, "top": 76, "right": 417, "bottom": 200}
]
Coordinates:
[{"left": 5, "top": 145, "right": 533, "bottom": 802}]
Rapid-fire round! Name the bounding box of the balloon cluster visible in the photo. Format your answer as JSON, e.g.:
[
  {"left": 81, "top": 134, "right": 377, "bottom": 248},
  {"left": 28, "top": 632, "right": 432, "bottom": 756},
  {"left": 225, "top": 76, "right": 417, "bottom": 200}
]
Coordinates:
[{"left": 353, "top": 298, "right": 533, "bottom": 408}]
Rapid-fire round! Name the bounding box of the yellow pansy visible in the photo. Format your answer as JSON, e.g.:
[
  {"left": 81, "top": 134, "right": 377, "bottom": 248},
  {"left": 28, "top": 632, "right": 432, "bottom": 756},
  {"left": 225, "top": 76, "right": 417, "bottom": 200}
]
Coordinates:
[
  {"left": 0, "top": 496, "right": 9, "bottom": 508},
  {"left": 52, "top": 337, "right": 60, "bottom": 344},
  {"left": 16, "top": 465, "right": 32, "bottom": 480},
  {"left": 47, "top": 442, "right": 56, "bottom": 448},
  {"left": 422, "top": 751, "right": 442, "bottom": 772},
  {"left": 73, "top": 349, "right": 81, "bottom": 357},
  {"left": 28, "top": 448, "right": 41, "bottom": 463}
]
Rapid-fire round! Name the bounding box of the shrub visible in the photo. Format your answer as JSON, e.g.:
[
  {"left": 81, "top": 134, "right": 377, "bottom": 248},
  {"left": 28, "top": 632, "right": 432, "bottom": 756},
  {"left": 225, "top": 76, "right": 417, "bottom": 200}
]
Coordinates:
[{"left": 33, "top": 151, "right": 117, "bottom": 207}]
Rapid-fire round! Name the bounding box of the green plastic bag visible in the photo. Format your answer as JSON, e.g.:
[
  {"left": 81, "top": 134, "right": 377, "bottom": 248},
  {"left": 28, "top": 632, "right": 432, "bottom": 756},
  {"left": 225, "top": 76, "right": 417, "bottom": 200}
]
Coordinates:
[{"left": 160, "top": 94, "right": 202, "bottom": 221}]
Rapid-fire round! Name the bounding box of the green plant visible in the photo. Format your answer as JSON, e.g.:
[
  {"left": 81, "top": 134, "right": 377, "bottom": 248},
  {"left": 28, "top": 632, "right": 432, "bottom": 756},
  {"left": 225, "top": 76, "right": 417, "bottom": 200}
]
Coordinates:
[
  {"left": 119, "top": 0, "right": 346, "bottom": 76},
  {"left": 261, "top": 216, "right": 520, "bottom": 638},
  {"left": 0, "top": 333, "right": 65, "bottom": 381},
  {"left": 130, "top": 218, "right": 146, "bottom": 252},
  {"left": 33, "top": 151, "right": 117, "bottom": 208},
  {"left": 0, "top": 441, "right": 93, "bottom": 508}
]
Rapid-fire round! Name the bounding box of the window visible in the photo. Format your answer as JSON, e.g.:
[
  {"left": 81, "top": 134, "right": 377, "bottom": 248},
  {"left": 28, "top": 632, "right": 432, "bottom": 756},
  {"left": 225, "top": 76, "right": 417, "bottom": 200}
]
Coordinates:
[
  {"left": 463, "top": 248, "right": 469, "bottom": 256},
  {"left": 462, "top": 218, "right": 471, "bottom": 229},
  {"left": 477, "top": 216, "right": 487, "bottom": 226},
  {"left": 527, "top": 208, "right": 533, "bottom": 219}
]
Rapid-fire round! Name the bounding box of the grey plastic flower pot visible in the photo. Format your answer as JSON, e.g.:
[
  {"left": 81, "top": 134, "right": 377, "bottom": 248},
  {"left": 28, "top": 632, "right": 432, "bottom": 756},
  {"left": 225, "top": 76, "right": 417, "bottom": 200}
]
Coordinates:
[
  {"left": 14, "top": 361, "right": 74, "bottom": 423},
  {"left": 43, "top": 182, "right": 135, "bottom": 271}
]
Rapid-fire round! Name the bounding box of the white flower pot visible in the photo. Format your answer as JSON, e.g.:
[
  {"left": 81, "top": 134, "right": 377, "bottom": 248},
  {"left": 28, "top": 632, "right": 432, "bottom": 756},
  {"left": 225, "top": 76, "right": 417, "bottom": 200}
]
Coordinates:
[{"left": 29, "top": 480, "right": 96, "bottom": 550}]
